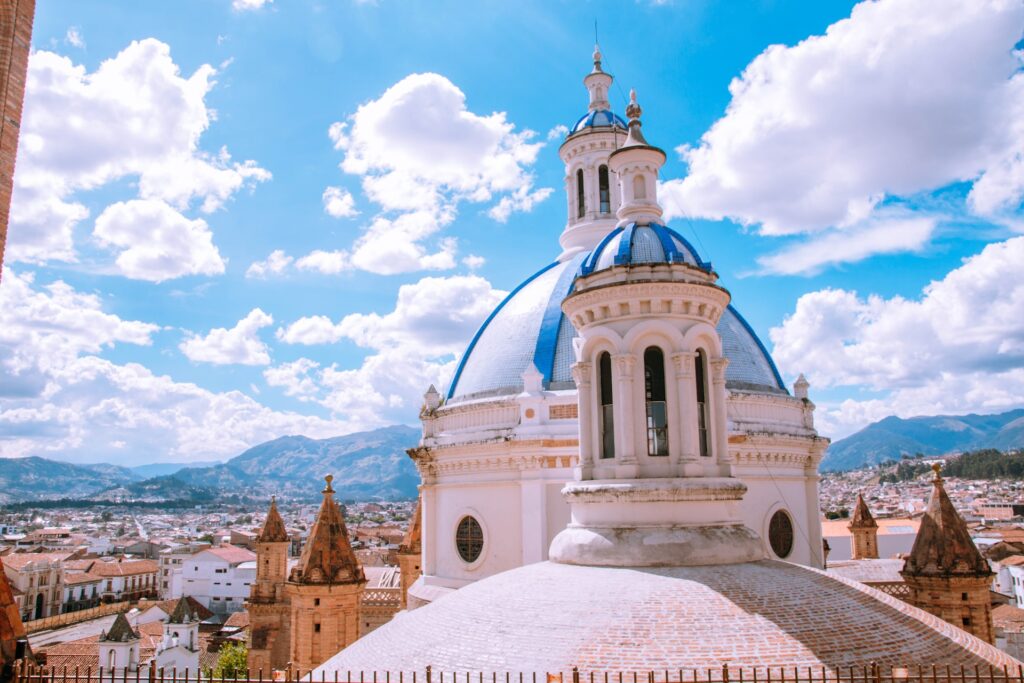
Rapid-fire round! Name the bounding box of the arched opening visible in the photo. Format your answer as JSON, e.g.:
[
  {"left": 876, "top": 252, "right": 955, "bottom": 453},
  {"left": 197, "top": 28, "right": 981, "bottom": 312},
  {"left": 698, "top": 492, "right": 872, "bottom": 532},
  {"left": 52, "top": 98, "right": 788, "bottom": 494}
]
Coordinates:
[
  {"left": 598, "top": 165, "right": 610, "bottom": 214},
  {"left": 644, "top": 347, "right": 669, "bottom": 456},
  {"left": 576, "top": 169, "right": 585, "bottom": 219},
  {"left": 633, "top": 174, "right": 647, "bottom": 200},
  {"left": 34, "top": 593, "right": 43, "bottom": 620},
  {"left": 695, "top": 349, "right": 711, "bottom": 457},
  {"left": 768, "top": 509, "right": 794, "bottom": 558},
  {"left": 107, "top": 649, "right": 116, "bottom": 669},
  {"left": 598, "top": 352, "right": 615, "bottom": 459}
]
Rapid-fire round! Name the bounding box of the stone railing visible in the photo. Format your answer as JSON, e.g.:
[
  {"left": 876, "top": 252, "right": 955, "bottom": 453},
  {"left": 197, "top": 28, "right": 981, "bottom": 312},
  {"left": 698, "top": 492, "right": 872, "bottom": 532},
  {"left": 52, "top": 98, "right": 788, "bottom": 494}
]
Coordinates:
[{"left": 24, "top": 600, "right": 132, "bottom": 633}]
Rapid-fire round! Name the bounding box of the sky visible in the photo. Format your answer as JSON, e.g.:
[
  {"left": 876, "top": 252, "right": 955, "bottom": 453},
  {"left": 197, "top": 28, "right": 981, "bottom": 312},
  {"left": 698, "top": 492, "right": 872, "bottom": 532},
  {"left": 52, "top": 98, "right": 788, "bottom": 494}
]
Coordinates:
[{"left": 1, "top": 0, "right": 1023, "bottom": 466}]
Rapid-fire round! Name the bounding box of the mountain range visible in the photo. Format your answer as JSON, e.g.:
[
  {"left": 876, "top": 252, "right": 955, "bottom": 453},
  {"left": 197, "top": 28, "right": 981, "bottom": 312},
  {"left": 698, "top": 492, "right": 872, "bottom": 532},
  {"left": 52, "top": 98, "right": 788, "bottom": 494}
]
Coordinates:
[
  {"left": 822, "top": 408, "right": 1024, "bottom": 472},
  {"left": 0, "top": 425, "right": 421, "bottom": 504}
]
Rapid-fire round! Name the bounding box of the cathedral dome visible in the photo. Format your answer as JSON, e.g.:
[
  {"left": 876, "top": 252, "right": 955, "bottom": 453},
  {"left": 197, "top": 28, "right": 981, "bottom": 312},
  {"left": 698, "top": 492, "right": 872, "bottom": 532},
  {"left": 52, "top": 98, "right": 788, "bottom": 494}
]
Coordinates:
[
  {"left": 446, "top": 245, "right": 787, "bottom": 403},
  {"left": 580, "top": 222, "right": 709, "bottom": 275},
  {"left": 569, "top": 108, "right": 627, "bottom": 135},
  {"left": 314, "top": 560, "right": 1019, "bottom": 673}
]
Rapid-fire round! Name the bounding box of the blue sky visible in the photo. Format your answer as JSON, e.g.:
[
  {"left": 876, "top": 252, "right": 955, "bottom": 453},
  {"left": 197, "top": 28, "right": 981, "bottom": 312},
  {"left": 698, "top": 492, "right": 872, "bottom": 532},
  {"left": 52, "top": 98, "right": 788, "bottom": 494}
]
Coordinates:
[{"left": 2, "top": 0, "right": 1023, "bottom": 465}]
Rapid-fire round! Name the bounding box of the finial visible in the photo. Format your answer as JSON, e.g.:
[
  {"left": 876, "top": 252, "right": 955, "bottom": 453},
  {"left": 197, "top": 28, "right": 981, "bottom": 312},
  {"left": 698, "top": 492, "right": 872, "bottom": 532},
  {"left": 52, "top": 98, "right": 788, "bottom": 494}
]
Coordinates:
[
  {"left": 931, "top": 462, "right": 943, "bottom": 483},
  {"left": 626, "top": 89, "right": 641, "bottom": 122},
  {"left": 323, "top": 474, "right": 335, "bottom": 494},
  {"left": 271, "top": 494, "right": 276, "bottom": 504},
  {"left": 593, "top": 44, "right": 602, "bottom": 71}
]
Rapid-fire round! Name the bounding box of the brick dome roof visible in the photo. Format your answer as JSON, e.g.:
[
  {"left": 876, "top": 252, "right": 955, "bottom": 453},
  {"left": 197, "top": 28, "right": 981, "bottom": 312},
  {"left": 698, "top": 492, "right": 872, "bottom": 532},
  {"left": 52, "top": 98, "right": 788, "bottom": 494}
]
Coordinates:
[{"left": 314, "top": 560, "right": 1020, "bottom": 674}]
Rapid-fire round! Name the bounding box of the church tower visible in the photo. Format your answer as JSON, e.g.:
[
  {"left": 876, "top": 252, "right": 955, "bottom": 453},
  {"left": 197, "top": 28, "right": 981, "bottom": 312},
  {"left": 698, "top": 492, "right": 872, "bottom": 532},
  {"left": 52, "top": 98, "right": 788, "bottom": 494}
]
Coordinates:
[
  {"left": 285, "top": 476, "right": 366, "bottom": 672},
  {"left": 848, "top": 493, "right": 879, "bottom": 559},
  {"left": 557, "top": 46, "right": 629, "bottom": 261},
  {"left": 247, "top": 497, "right": 291, "bottom": 675},
  {"left": 901, "top": 464, "right": 994, "bottom": 643},
  {"left": 552, "top": 90, "right": 763, "bottom": 566},
  {"left": 99, "top": 613, "right": 140, "bottom": 672},
  {"left": 396, "top": 497, "right": 422, "bottom": 609}
]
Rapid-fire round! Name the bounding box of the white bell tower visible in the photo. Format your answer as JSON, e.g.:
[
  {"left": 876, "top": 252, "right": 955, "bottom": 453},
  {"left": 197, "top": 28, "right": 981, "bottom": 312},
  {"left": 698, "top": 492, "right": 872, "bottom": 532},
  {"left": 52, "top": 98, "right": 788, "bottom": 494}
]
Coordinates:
[{"left": 557, "top": 47, "right": 629, "bottom": 261}]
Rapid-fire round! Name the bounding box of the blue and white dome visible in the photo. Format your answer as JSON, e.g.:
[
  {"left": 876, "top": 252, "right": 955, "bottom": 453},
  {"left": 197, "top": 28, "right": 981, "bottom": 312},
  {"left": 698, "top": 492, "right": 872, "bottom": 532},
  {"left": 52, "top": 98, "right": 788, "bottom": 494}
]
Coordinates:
[
  {"left": 447, "top": 246, "right": 788, "bottom": 403},
  {"left": 580, "top": 223, "right": 710, "bottom": 275},
  {"left": 569, "top": 109, "right": 627, "bottom": 135}
]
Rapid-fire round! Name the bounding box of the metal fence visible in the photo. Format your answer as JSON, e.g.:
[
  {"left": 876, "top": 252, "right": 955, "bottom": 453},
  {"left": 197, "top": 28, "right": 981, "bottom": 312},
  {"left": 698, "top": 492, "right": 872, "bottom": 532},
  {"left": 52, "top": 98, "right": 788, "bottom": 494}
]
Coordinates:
[{"left": 14, "top": 663, "right": 1024, "bottom": 683}]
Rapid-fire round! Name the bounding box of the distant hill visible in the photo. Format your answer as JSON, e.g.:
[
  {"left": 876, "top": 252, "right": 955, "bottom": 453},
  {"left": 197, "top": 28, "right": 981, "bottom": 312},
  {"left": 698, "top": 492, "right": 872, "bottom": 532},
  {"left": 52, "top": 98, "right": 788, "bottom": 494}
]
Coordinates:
[
  {"left": 101, "top": 424, "right": 422, "bottom": 502},
  {"left": 0, "top": 457, "right": 140, "bottom": 503},
  {"left": 822, "top": 409, "right": 1024, "bottom": 472},
  {"left": 130, "top": 461, "right": 222, "bottom": 479}
]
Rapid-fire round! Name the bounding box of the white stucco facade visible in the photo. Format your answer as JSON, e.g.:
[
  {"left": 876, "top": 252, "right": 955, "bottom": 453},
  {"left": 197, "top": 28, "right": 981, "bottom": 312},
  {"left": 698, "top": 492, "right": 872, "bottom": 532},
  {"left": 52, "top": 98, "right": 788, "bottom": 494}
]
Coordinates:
[
  {"left": 406, "top": 53, "right": 828, "bottom": 609},
  {"left": 180, "top": 546, "right": 256, "bottom": 614}
]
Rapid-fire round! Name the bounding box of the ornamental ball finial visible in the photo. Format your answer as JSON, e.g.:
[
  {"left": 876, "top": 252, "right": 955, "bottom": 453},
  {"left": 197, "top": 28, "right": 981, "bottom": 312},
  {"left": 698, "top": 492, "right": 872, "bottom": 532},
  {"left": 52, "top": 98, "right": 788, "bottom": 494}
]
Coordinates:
[
  {"left": 323, "top": 474, "right": 335, "bottom": 494},
  {"left": 931, "top": 462, "right": 943, "bottom": 482},
  {"left": 626, "top": 88, "right": 642, "bottom": 122}
]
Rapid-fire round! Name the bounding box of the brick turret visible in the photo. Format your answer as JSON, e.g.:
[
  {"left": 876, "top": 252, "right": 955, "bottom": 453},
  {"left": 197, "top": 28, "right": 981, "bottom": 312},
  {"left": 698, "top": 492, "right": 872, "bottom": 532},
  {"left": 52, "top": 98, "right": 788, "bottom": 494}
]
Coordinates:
[
  {"left": 247, "top": 497, "right": 291, "bottom": 674},
  {"left": 285, "top": 476, "right": 366, "bottom": 671},
  {"left": 396, "top": 497, "right": 422, "bottom": 609},
  {"left": 900, "top": 464, "right": 994, "bottom": 643},
  {"left": 848, "top": 493, "right": 879, "bottom": 560}
]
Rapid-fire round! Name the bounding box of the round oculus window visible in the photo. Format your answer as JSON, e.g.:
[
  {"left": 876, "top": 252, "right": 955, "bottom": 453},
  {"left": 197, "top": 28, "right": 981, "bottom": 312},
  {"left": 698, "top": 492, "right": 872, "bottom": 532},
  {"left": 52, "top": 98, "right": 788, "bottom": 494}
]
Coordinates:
[
  {"left": 768, "top": 509, "right": 794, "bottom": 559},
  {"left": 456, "top": 515, "right": 484, "bottom": 563}
]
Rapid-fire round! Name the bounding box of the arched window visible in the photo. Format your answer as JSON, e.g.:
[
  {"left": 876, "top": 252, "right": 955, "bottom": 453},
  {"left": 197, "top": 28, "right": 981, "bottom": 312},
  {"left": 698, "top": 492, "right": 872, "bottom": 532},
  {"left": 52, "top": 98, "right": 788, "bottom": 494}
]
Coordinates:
[
  {"left": 695, "top": 349, "right": 711, "bottom": 457},
  {"left": 576, "top": 169, "right": 586, "bottom": 219},
  {"left": 107, "top": 649, "right": 116, "bottom": 669},
  {"left": 455, "top": 516, "right": 484, "bottom": 564},
  {"left": 644, "top": 347, "right": 669, "bottom": 456},
  {"left": 598, "top": 165, "right": 610, "bottom": 214},
  {"left": 598, "top": 352, "right": 615, "bottom": 459},
  {"left": 633, "top": 174, "right": 647, "bottom": 200},
  {"left": 768, "top": 509, "right": 794, "bottom": 558}
]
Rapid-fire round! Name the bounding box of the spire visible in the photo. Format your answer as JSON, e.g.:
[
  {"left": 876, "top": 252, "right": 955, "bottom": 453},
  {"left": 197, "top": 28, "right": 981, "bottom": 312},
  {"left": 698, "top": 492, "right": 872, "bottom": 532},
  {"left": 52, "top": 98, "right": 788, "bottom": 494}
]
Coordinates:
[
  {"left": 399, "top": 497, "right": 422, "bottom": 555},
  {"left": 289, "top": 475, "right": 365, "bottom": 586},
  {"left": 257, "top": 496, "right": 288, "bottom": 543},
  {"left": 902, "top": 464, "right": 991, "bottom": 578},
  {"left": 101, "top": 613, "right": 139, "bottom": 642},
  {"left": 621, "top": 89, "right": 650, "bottom": 148},
  {"left": 167, "top": 597, "right": 196, "bottom": 624},
  {"left": 592, "top": 44, "right": 603, "bottom": 73},
  {"left": 848, "top": 493, "right": 877, "bottom": 529}
]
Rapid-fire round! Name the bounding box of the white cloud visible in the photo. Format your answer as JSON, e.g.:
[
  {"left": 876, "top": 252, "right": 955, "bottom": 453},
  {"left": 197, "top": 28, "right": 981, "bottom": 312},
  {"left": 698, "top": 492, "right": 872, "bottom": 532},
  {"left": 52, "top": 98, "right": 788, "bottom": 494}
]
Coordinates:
[
  {"left": 462, "top": 254, "right": 485, "bottom": 269},
  {"left": 328, "top": 72, "right": 552, "bottom": 273},
  {"left": 93, "top": 199, "right": 226, "bottom": 281},
  {"left": 295, "top": 249, "right": 350, "bottom": 274},
  {"left": 0, "top": 272, "right": 345, "bottom": 464},
  {"left": 661, "top": 0, "right": 1024, "bottom": 240},
  {"left": 8, "top": 39, "right": 269, "bottom": 267},
  {"left": 770, "top": 236, "right": 1024, "bottom": 437},
  {"left": 263, "top": 358, "right": 320, "bottom": 399},
  {"left": 246, "top": 249, "right": 293, "bottom": 279},
  {"left": 232, "top": 0, "right": 272, "bottom": 10},
  {"left": 64, "top": 27, "right": 85, "bottom": 49},
  {"left": 756, "top": 215, "right": 937, "bottom": 276},
  {"left": 180, "top": 308, "right": 275, "bottom": 365},
  {"left": 547, "top": 124, "right": 569, "bottom": 141},
  {"left": 322, "top": 186, "right": 358, "bottom": 218},
  {"left": 273, "top": 274, "right": 506, "bottom": 428}
]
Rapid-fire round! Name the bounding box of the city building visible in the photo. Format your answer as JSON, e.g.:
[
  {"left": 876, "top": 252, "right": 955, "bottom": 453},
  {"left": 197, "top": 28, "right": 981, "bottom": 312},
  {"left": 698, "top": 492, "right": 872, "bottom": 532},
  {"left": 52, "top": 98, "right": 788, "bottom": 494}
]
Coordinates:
[
  {"left": 181, "top": 546, "right": 256, "bottom": 615},
  {"left": 405, "top": 47, "right": 828, "bottom": 611},
  {"left": 88, "top": 559, "right": 159, "bottom": 603},
  {"left": 2, "top": 553, "right": 70, "bottom": 621}
]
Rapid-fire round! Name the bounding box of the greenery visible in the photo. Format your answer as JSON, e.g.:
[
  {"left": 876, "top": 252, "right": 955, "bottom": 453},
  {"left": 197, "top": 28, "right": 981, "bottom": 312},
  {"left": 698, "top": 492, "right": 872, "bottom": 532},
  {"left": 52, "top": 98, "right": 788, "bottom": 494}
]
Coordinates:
[
  {"left": 878, "top": 448, "right": 1024, "bottom": 483},
  {"left": 825, "top": 508, "right": 850, "bottom": 520},
  {"left": 209, "top": 642, "right": 247, "bottom": 679}
]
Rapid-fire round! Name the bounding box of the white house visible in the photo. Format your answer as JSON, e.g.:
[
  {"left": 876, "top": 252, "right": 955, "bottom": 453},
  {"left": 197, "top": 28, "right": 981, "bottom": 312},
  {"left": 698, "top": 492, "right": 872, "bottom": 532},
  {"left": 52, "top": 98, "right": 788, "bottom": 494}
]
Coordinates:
[{"left": 180, "top": 545, "right": 255, "bottom": 614}]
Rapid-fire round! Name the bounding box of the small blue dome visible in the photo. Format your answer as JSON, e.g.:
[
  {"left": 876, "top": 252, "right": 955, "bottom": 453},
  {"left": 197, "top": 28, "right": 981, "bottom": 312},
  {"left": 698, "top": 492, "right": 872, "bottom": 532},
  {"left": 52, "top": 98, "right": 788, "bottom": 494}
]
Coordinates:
[
  {"left": 579, "top": 223, "right": 712, "bottom": 276},
  {"left": 570, "top": 109, "right": 627, "bottom": 135}
]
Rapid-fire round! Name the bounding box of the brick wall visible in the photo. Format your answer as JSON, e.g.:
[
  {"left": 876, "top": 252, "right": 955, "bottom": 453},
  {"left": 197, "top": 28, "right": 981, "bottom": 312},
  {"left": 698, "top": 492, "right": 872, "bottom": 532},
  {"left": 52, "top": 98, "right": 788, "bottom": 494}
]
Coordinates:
[{"left": 0, "top": 0, "right": 35, "bottom": 280}]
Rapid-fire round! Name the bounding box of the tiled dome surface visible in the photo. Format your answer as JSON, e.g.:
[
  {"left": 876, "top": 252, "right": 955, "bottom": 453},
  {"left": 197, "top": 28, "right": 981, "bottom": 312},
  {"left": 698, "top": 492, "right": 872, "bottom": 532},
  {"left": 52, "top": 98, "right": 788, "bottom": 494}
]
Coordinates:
[
  {"left": 315, "top": 560, "right": 1021, "bottom": 673},
  {"left": 569, "top": 108, "right": 627, "bottom": 134}
]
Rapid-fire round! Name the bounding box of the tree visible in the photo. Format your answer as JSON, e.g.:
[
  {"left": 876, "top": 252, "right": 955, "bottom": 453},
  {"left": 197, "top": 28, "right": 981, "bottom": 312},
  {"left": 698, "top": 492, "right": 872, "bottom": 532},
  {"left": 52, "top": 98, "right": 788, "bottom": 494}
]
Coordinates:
[{"left": 210, "top": 641, "right": 248, "bottom": 679}]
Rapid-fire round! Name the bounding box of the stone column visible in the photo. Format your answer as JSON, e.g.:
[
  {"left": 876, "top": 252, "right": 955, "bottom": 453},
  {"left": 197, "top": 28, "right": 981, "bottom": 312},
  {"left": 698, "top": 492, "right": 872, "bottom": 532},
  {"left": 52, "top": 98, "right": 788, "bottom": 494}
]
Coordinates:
[
  {"left": 710, "top": 358, "right": 732, "bottom": 469},
  {"left": 804, "top": 468, "right": 825, "bottom": 568},
  {"left": 612, "top": 353, "right": 638, "bottom": 471},
  {"left": 571, "top": 361, "right": 594, "bottom": 479},
  {"left": 671, "top": 351, "right": 699, "bottom": 476},
  {"left": 421, "top": 484, "right": 437, "bottom": 577},
  {"left": 564, "top": 174, "right": 575, "bottom": 224}
]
